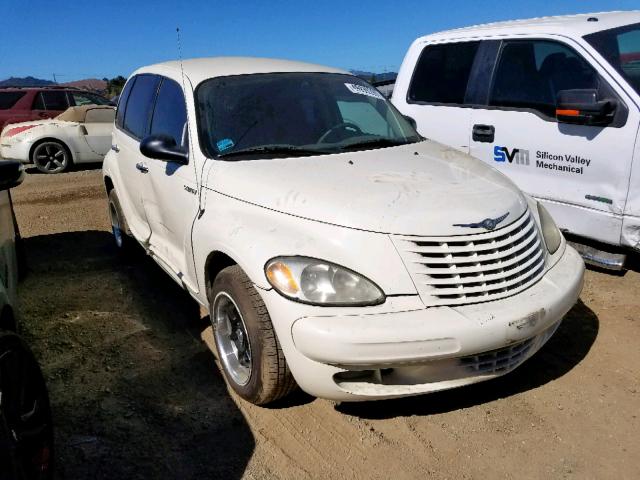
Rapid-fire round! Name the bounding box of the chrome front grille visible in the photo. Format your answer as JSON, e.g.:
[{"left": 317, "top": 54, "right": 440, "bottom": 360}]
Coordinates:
[
  {"left": 392, "top": 210, "right": 546, "bottom": 307},
  {"left": 460, "top": 338, "right": 534, "bottom": 374}
]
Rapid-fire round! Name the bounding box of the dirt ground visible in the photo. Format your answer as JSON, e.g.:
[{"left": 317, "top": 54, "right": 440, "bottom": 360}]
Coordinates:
[{"left": 9, "top": 167, "right": 640, "bottom": 479}]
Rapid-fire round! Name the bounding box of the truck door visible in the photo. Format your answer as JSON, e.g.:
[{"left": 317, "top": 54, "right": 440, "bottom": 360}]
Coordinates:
[
  {"left": 144, "top": 76, "right": 200, "bottom": 292},
  {"left": 469, "top": 37, "right": 638, "bottom": 245},
  {"left": 392, "top": 41, "right": 482, "bottom": 153}
]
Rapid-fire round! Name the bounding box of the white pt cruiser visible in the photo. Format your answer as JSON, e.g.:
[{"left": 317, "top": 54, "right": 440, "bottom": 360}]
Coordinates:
[{"left": 103, "top": 57, "right": 585, "bottom": 404}]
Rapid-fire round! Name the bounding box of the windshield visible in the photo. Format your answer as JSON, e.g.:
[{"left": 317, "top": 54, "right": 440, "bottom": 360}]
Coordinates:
[
  {"left": 195, "top": 72, "right": 421, "bottom": 159},
  {"left": 585, "top": 22, "right": 640, "bottom": 96}
]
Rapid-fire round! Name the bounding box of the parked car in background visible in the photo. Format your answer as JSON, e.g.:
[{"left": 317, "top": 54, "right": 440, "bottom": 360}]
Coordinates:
[
  {"left": 0, "top": 86, "right": 111, "bottom": 131},
  {"left": 0, "top": 105, "right": 116, "bottom": 174},
  {"left": 104, "top": 57, "right": 584, "bottom": 405},
  {"left": 0, "top": 160, "right": 53, "bottom": 479},
  {"left": 392, "top": 11, "right": 640, "bottom": 270}
]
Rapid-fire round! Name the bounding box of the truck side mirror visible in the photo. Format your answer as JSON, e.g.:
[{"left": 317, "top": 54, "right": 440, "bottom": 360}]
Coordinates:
[
  {"left": 556, "top": 89, "right": 616, "bottom": 126},
  {"left": 140, "top": 134, "right": 188, "bottom": 164},
  {"left": 0, "top": 160, "right": 25, "bottom": 191}
]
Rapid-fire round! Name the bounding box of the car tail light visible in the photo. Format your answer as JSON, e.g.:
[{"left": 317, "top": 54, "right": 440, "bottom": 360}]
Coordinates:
[{"left": 4, "top": 125, "right": 36, "bottom": 137}]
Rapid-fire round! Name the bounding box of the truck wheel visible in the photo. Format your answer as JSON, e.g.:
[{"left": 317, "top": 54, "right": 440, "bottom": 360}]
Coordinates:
[
  {"left": 210, "top": 265, "right": 296, "bottom": 405},
  {"left": 108, "top": 190, "right": 135, "bottom": 254},
  {"left": 31, "top": 140, "right": 71, "bottom": 174},
  {"left": 0, "top": 332, "right": 54, "bottom": 480}
]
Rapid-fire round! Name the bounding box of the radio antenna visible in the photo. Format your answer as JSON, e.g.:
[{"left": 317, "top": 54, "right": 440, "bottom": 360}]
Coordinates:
[{"left": 176, "top": 27, "right": 206, "bottom": 216}]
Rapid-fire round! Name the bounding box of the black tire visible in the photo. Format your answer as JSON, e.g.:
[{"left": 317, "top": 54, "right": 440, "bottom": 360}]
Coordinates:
[
  {"left": 107, "top": 190, "right": 136, "bottom": 255},
  {"left": 210, "top": 265, "right": 296, "bottom": 405},
  {"left": 30, "top": 140, "right": 72, "bottom": 174},
  {"left": 0, "top": 331, "right": 54, "bottom": 480}
]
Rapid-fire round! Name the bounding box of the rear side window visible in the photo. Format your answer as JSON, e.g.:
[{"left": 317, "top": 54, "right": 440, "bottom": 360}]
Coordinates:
[
  {"left": 115, "top": 78, "right": 135, "bottom": 129},
  {"left": 0, "top": 92, "right": 26, "bottom": 109},
  {"left": 408, "top": 41, "right": 480, "bottom": 105},
  {"left": 32, "top": 91, "right": 69, "bottom": 111},
  {"left": 490, "top": 40, "right": 599, "bottom": 118},
  {"left": 122, "top": 75, "right": 160, "bottom": 140},
  {"left": 150, "top": 78, "right": 188, "bottom": 150}
]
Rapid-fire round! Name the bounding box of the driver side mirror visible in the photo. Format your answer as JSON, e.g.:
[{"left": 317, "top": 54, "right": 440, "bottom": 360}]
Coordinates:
[
  {"left": 556, "top": 89, "right": 616, "bottom": 126},
  {"left": 0, "top": 160, "right": 25, "bottom": 191},
  {"left": 140, "top": 134, "right": 188, "bottom": 164}
]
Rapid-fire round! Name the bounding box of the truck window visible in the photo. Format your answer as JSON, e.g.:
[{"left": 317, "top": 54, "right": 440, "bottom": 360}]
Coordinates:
[
  {"left": 407, "top": 42, "right": 480, "bottom": 105},
  {"left": 150, "top": 78, "right": 188, "bottom": 151},
  {"left": 489, "top": 40, "right": 599, "bottom": 118},
  {"left": 585, "top": 22, "right": 640, "bottom": 96},
  {"left": 122, "top": 75, "right": 160, "bottom": 140}
]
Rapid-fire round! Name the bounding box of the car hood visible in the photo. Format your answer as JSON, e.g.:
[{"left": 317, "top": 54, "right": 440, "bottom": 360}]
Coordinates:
[{"left": 206, "top": 140, "right": 529, "bottom": 236}]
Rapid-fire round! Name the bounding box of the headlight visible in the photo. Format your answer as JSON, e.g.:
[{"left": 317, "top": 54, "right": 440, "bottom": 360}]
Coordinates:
[
  {"left": 537, "top": 203, "right": 562, "bottom": 254},
  {"left": 265, "top": 257, "right": 385, "bottom": 306}
]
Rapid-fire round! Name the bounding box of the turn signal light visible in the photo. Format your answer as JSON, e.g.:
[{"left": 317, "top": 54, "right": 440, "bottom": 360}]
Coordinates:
[{"left": 555, "top": 109, "right": 581, "bottom": 117}]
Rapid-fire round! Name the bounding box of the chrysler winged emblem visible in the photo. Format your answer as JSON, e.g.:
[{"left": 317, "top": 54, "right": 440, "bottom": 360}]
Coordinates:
[{"left": 453, "top": 212, "right": 509, "bottom": 231}]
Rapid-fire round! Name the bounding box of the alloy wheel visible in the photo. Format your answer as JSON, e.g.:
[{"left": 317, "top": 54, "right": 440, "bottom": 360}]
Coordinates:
[{"left": 212, "top": 292, "right": 252, "bottom": 386}]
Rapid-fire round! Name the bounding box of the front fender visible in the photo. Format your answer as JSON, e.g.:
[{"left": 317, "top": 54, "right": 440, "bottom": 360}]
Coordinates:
[{"left": 192, "top": 190, "right": 418, "bottom": 306}]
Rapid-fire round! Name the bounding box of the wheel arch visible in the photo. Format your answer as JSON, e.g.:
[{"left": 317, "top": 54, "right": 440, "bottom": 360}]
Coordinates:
[
  {"left": 204, "top": 250, "right": 239, "bottom": 301},
  {"left": 104, "top": 175, "right": 114, "bottom": 194}
]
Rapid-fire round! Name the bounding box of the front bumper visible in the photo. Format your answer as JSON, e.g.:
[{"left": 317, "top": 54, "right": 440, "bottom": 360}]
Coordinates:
[
  {"left": 263, "top": 245, "right": 584, "bottom": 401},
  {"left": 0, "top": 142, "right": 31, "bottom": 163}
]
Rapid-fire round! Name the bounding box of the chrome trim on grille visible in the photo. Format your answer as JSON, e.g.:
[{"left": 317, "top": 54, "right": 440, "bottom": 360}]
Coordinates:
[{"left": 392, "top": 210, "right": 546, "bottom": 307}]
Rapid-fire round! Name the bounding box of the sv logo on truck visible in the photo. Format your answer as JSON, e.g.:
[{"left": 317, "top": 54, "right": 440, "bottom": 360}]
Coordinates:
[{"left": 494, "top": 146, "right": 530, "bottom": 165}]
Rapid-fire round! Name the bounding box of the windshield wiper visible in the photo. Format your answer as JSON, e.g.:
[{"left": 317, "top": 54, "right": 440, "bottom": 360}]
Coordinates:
[
  {"left": 336, "top": 137, "right": 411, "bottom": 152},
  {"left": 218, "top": 144, "right": 331, "bottom": 159}
]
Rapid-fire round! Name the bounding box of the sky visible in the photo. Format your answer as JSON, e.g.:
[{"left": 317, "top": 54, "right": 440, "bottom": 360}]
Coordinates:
[{"left": 1, "top": 0, "right": 638, "bottom": 81}]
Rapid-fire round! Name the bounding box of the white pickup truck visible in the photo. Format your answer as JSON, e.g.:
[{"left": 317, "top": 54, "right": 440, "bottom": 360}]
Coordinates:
[
  {"left": 392, "top": 11, "right": 640, "bottom": 269},
  {"left": 103, "top": 57, "right": 584, "bottom": 404}
]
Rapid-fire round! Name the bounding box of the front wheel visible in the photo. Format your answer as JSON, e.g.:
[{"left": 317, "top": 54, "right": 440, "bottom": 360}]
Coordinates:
[{"left": 210, "top": 265, "right": 296, "bottom": 405}]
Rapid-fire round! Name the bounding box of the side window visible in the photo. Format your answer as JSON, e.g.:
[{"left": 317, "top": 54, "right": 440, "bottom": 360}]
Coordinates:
[
  {"left": 122, "top": 75, "right": 160, "bottom": 140},
  {"left": 0, "top": 92, "right": 26, "bottom": 110},
  {"left": 490, "top": 40, "right": 599, "bottom": 118},
  {"left": 33, "top": 91, "right": 69, "bottom": 111},
  {"left": 150, "top": 78, "right": 188, "bottom": 150},
  {"left": 408, "top": 41, "right": 481, "bottom": 105},
  {"left": 337, "top": 101, "right": 389, "bottom": 136},
  {"left": 115, "top": 77, "right": 135, "bottom": 129}
]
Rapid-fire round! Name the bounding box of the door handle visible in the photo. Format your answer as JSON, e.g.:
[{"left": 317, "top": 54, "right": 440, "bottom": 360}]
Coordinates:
[
  {"left": 111, "top": 144, "right": 120, "bottom": 152},
  {"left": 136, "top": 162, "right": 149, "bottom": 173},
  {"left": 38, "top": 112, "right": 48, "bottom": 118},
  {"left": 472, "top": 124, "right": 495, "bottom": 143}
]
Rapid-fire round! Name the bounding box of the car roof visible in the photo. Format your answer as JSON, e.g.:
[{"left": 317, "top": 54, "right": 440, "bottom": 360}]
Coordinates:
[
  {"left": 133, "top": 56, "right": 349, "bottom": 87},
  {"left": 416, "top": 11, "right": 640, "bottom": 42}
]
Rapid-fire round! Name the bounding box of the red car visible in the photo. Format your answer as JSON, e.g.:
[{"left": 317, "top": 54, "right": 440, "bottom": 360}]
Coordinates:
[{"left": 0, "top": 87, "right": 111, "bottom": 131}]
